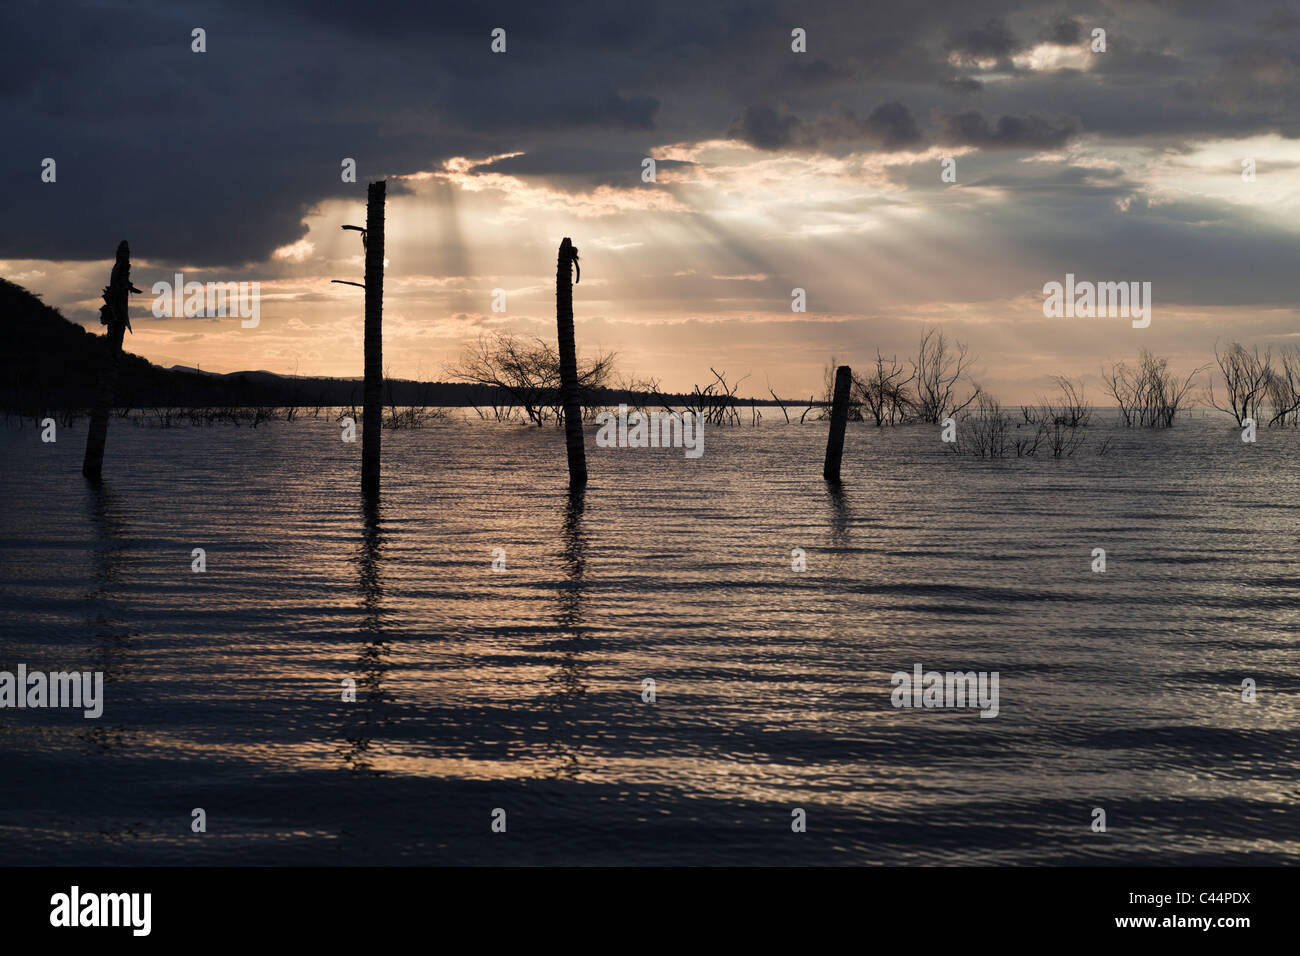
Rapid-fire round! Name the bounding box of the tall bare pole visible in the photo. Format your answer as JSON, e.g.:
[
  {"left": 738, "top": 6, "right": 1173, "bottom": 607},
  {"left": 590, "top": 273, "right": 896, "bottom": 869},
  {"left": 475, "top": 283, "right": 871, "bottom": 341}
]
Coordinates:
[
  {"left": 362, "top": 181, "right": 385, "bottom": 498},
  {"left": 556, "top": 238, "right": 587, "bottom": 489},
  {"left": 82, "top": 240, "right": 140, "bottom": 480},
  {"left": 823, "top": 364, "right": 852, "bottom": 482}
]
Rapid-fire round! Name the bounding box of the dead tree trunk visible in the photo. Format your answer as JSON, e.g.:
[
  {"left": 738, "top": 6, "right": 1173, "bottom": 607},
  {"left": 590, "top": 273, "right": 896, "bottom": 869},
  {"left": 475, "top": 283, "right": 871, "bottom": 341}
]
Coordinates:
[
  {"left": 769, "top": 388, "right": 790, "bottom": 424},
  {"left": 362, "top": 181, "right": 385, "bottom": 498},
  {"left": 823, "top": 364, "right": 852, "bottom": 482},
  {"left": 82, "top": 240, "right": 140, "bottom": 480},
  {"left": 556, "top": 238, "right": 587, "bottom": 488}
]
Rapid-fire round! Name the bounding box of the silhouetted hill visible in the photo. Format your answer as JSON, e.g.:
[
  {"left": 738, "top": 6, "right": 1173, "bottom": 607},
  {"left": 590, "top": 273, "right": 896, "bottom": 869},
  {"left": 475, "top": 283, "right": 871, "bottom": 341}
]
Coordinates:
[
  {"left": 0, "top": 279, "right": 507, "bottom": 411},
  {"left": 1, "top": 277, "right": 153, "bottom": 410},
  {"left": 1, "top": 278, "right": 779, "bottom": 413}
]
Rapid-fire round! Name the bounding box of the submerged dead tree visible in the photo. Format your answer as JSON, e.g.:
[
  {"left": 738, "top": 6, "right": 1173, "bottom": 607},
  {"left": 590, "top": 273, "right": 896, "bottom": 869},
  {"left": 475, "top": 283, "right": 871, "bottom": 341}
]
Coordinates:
[
  {"left": 82, "top": 240, "right": 141, "bottom": 479},
  {"left": 1205, "top": 341, "right": 1271, "bottom": 427},
  {"left": 362, "top": 182, "right": 386, "bottom": 498},
  {"left": 1104, "top": 349, "right": 1202, "bottom": 427},
  {"left": 823, "top": 364, "right": 852, "bottom": 482},
  {"left": 448, "top": 332, "right": 616, "bottom": 427},
  {"left": 332, "top": 182, "right": 386, "bottom": 497},
  {"left": 556, "top": 237, "right": 587, "bottom": 488},
  {"left": 911, "top": 328, "right": 980, "bottom": 424}
]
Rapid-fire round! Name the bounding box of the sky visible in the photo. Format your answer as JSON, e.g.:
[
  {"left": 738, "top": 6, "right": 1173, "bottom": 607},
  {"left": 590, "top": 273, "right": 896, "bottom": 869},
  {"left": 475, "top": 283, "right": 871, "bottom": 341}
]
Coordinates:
[{"left": 3, "top": 0, "right": 1300, "bottom": 402}]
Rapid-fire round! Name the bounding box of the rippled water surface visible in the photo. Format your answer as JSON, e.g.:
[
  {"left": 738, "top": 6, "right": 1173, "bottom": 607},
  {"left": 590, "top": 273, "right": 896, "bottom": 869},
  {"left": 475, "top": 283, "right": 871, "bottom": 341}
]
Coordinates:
[{"left": 1, "top": 414, "right": 1298, "bottom": 864}]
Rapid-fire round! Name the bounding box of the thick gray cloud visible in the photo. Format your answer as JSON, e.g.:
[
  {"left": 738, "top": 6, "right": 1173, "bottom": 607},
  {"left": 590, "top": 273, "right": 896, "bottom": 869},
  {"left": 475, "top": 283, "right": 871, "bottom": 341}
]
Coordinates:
[
  {"left": 939, "top": 110, "right": 1081, "bottom": 149},
  {"left": 1039, "top": 15, "right": 1082, "bottom": 46},
  {"left": 730, "top": 101, "right": 924, "bottom": 150},
  {"left": 1, "top": 0, "right": 1298, "bottom": 269},
  {"left": 730, "top": 106, "right": 803, "bottom": 150},
  {"left": 469, "top": 149, "right": 694, "bottom": 189},
  {"left": 944, "top": 16, "right": 1024, "bottom": 61}
]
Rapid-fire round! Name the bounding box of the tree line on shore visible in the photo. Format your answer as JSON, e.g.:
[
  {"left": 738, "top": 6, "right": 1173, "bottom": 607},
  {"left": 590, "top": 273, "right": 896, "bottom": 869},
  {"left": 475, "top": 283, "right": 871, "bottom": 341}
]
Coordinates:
[{"left": 6, "top": 277, "right": 1295, "bottom": 447}]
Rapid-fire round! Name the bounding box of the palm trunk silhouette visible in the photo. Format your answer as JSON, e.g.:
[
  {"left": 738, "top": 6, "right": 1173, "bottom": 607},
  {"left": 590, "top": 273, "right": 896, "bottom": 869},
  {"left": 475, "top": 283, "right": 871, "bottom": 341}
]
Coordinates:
[
  {"left": 556, "top": 238, "right": 587, "bottom": 488},
  {"left": 82, "top": 240, "right": 140, "bottom": 480}
]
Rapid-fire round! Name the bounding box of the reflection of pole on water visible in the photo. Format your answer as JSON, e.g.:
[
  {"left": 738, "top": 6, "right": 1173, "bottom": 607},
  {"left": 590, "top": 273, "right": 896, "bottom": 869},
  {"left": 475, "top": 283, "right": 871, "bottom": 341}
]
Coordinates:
[
  {"left": 83, "top": 481, "right": 133, "bottom": 754},
  {"left": 341, "top": 496, "right": 389, "bottom": 774},
  {"left": 543, "top": 489, "right": 589, "bottom": 778}
]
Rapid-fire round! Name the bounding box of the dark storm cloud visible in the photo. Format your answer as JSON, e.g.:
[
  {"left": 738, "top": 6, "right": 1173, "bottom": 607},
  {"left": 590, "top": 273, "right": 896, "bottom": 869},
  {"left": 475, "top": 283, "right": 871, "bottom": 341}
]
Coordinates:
[
  {"left": 469, "top": 149, "right": 694, "bottom": 189},
  {"left": 2, "top": 0, "right": 1300, "bottom": 267},
  {"left": 942, "top": 77, "right": 985, "bottom": 94},
  {"left": 943, "top": 17, "right": 1023, "bottom": 61},
  {"left": 1039, "top": 16, "right": 1082, "bottom": 46},
  {"left": 939, "top": 110, "right": 1081, "bottom": 149},
  {"left": 731, "top": 102, "right": 922, "bottom": 150},
  {"left": 783, "top": 58, "right": 850, "bottom": 87},
  {"left": 730, "top": 106, "right": 802, "bottom": 149},
  {"left": 864, "top": 102, "right": 926, "bottom": 148}
]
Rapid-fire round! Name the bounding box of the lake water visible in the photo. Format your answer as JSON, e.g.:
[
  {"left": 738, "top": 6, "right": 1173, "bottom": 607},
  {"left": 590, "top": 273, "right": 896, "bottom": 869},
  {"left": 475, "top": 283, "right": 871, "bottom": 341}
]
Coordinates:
[{"left": 1, "top": 412, "right": 1297, "bottom": 865}]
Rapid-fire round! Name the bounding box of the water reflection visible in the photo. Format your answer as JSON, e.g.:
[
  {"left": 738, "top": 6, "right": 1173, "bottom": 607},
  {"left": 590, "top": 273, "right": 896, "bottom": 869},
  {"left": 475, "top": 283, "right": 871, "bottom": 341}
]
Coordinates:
[
  {"left": 341, "top": 492, "right": 390, "bottom": 774},
  {"left": 824, "top": 481, "right": 854, "bottom": 585},
  {"left": 2, "top": 417, "right": 1297, "bottom": 864},
  {"left": 826, "top": 482, "right": 850, "bottom": 542},
  {"left": 82, "top": 481, "right": 133, "bottom": 755},
  {"left": 542, "top": 488, "right": 589, "bottom": 778}
]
